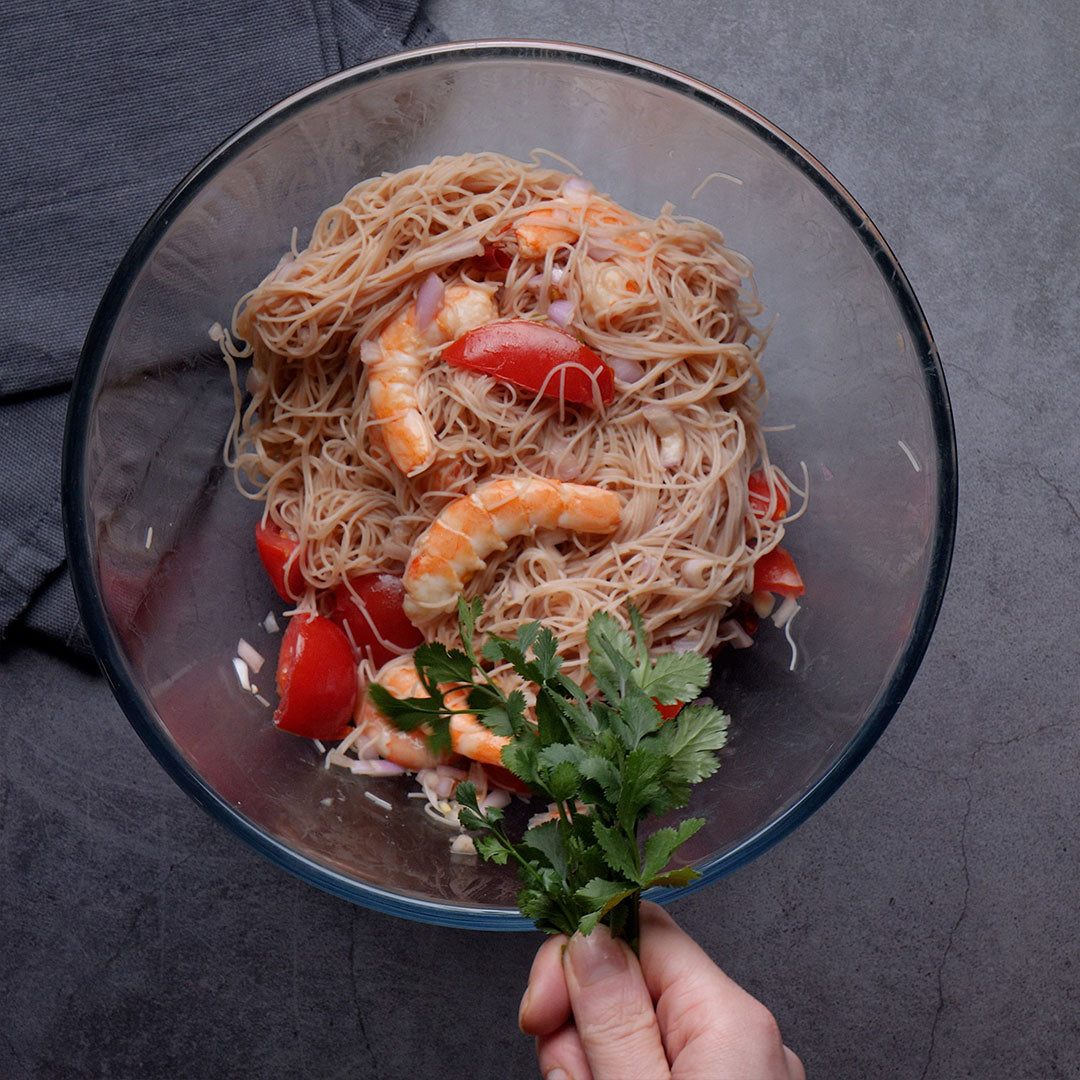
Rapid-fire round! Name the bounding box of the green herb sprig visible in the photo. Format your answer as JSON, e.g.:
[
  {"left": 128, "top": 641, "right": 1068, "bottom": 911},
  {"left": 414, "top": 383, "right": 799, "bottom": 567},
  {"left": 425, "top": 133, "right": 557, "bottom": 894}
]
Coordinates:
[{"left": 369, "top": 598, "right": 730, "bottom": 943}]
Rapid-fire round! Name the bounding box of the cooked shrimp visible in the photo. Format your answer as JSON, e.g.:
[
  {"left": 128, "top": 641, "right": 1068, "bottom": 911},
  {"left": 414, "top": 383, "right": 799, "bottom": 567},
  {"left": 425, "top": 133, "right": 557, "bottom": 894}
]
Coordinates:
[
  {"left": 354, "top": 655, "right": 459, "bottom": 770},
  {"left": 514, "top": 198, "right": 649, "bottom": 258},
  {"left": 403, "top": 476, "right": 621, "bottom": 620},
  {"left": 361, "top": 655, "right": 512, "bottom": 769},
  {"left": 449, "top": 713, "right": 510, "bottom": 767},
  {"left": 363, "top": 282, "right": 497, "bottom": 476}
]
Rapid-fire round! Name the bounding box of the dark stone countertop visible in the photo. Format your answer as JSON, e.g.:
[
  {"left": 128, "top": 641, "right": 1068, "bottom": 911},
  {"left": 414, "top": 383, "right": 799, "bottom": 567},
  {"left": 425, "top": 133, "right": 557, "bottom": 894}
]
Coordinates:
[{"left": 3, "top": 2, "right": 1078, "bottom": 1077}]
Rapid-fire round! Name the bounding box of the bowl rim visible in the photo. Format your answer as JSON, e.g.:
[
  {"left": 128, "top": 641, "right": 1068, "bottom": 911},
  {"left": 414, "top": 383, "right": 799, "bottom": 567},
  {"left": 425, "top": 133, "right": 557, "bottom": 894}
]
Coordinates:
[{"left": 63, "top": 38, "right": 958, "bottom": 930}]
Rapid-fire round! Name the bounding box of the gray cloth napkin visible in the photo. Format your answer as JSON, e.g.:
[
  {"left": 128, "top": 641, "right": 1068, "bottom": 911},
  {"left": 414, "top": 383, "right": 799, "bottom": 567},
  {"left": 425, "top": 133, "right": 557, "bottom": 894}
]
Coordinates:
[{"left": 0, "top": 0, "right": 443, "bottom": 659}]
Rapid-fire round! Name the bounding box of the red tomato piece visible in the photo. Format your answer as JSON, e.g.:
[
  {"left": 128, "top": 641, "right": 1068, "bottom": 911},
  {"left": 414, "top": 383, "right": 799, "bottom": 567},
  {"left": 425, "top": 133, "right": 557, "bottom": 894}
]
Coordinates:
[
  {"left": 442, "top": 319, "right": 614, "bottom": 405},
  {"left": 255, "top": 519, "right": 306, "bottom": 601},
  {"left": 471, "top": 243, "right": 513, "bottom": 273},
  {"left": 752, "top": 546, "right": 806, "bottom": 597},
  {"left": 329, "top": 574, "right": 424, "bottom": 669},
  {"left": 748, "top": 470, "right": 789, "bottom": 520},
  {"left": 273, "top": 614, "right": 357, "bottom": 740},
  {"left": 482, "top": 764, "right": 534, "bottom": 797},
  {"left": 652, "top": 699, "right": 684, "bottom": 721}
]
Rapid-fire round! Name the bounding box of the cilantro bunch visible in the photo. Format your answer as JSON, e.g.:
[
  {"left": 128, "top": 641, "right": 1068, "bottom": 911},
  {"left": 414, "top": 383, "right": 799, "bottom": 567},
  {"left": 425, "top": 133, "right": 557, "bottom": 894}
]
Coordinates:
[{"left": 369, "top": 598, "right": 729, "bottom": 943}]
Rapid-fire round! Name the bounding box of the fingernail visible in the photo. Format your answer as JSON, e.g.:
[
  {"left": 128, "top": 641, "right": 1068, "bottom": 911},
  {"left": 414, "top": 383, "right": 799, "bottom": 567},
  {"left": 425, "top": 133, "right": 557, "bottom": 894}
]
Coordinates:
[
  {"left": 545, "top": 1070, "right": 571, "bottom": 1080},
  {"left": 567, "top": 926, "right": 627, "bottom": 986},
  {"left": 517, "top": 987, "right": 531, "bottom": 1032}
]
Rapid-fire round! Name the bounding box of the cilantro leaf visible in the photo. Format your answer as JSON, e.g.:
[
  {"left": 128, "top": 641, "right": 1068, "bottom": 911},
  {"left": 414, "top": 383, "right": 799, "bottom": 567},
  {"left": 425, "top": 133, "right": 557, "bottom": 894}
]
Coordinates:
[
  {"left": 657, "top": 703, "right": 730, "bottom": 785},
  {"left": 644, "top": 866, "right": 701, "bottom": 890},
  {"left": 636, "top": 650, "right": 712, "bottom": 705},
  {"left": 640, "top": 818, "right": 705, "bottom": 882},
  {"left": 592, "top": 820, "right": 641, "bottom": 882},
  {"left": 521, "top": 819, "right": 568, "bottom": 880},
  {"left": 616, "top": 747, "right": 670, "bottom": 836},
  {"left": 576, "top": 878, "right": 638, "bottom": 935}
]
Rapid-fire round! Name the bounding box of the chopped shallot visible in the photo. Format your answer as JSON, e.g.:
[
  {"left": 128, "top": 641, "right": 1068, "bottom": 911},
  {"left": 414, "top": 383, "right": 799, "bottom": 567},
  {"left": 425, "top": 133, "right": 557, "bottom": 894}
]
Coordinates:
[
  {"left": 771, "top": 595, "right": 801, "bottom": 629},
  {"left": 232, "top": 656, "right": 250, "bottom": 691},
  {"left": 587, "top": 238, "right": 617, "bottom": 261},
  {"left": 450, "top": 834, "right": 478, "bottom": 855},
  {"left": 414, "top": 272, "right": 445, "bottom": 332},
  {"left": 350, "top": 760, "right": 408, "bottom": 777},
  {"left": 749, "top": 591, "right": 776, "bottom": 619},
  {"left": 562, "top": 176, "right": 595, "bottom": 202},
  {"left": 262, "top": 611, "right": 280, "bottom": 634},
  {"left": 237, "top": 638, "right": 265, "bottom": 674},
  {"left": 719, "top": 619, "right": 754, "bottom": 650},
  {"left": 643, "top": 405, "right": 685, "bottom": 467},
  {"left": 609, "top": 357, "right": 645, "bottom": 385},
  {"left": 547, "top": 299, "right": 574, "bottom": 328}
]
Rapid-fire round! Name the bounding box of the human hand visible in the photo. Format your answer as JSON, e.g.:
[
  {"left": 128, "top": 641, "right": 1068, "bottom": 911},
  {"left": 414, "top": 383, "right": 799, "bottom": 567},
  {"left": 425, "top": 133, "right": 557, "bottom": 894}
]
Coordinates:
[{"left": 518, "top": 901, "right": 804, "bottom": 1080}]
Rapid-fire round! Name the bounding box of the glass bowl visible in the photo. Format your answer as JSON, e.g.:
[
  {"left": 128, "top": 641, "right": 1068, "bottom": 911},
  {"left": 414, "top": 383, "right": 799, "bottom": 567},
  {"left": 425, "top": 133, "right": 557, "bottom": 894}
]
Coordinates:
[{"left": 63, "top": 41, "right": 956, "bottom": 929}]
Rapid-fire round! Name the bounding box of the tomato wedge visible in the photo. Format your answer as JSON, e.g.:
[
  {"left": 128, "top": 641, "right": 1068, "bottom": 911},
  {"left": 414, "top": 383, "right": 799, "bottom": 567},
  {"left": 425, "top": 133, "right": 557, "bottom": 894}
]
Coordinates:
[
  {"left": 748, "top": 470, "right": 789, "bottom": 520},
  {"left": 273, "top": 614, "right": 357, "bottom": 740},
  {"left": 442, "top": 319, "right": 614, "bottom": 405},
  {"left": 752, "top": 546, "right": 805, "bottom": 597},
  {"left": 652, "top": 699, "right": 684, "bottom": 721},
  {"left": 255, "top": 519, "right": 306, "bottom": 601},
  {"left": 329, "top": 574, "right": 424, "bottom": 668}
]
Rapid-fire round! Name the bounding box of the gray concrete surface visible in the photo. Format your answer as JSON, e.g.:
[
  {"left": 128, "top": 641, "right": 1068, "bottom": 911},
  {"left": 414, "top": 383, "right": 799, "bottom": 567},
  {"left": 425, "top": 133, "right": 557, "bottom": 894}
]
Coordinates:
[{"left": 3, "top": 1, "right": 1079, "bottom": 1078}]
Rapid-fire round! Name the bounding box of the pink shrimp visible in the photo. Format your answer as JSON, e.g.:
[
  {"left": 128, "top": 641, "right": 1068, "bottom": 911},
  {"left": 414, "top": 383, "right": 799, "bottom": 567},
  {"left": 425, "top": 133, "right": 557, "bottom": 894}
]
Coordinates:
[
  {"left": 361, "top": 655, "right": 511, "bottom": 768},
  {"left": 364, "top": 282, "right": 497, "bottom": 476},
  {"left": 354, "top": 655, "right": 459, "bottom": 770},
  {"left": 402, "top": 476, "right": 622, "bottom": 621},
  {"left": 514, "top": 198, "right": 649, "bottom": 259}
]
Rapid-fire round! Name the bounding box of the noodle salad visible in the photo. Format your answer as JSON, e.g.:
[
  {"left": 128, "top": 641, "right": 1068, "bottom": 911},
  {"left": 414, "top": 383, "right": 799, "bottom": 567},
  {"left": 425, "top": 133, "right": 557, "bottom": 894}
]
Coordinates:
[{"left": 218, "top": 151, "right": 805, "bottom": 852}]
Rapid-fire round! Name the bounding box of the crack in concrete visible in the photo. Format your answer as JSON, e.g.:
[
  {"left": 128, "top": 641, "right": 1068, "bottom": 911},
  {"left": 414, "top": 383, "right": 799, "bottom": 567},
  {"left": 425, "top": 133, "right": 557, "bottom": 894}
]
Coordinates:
[
  {"left": 347, "top": 912, "right": 378, "bottom": 1070},
  {"left": 914, "top": 722, "right": 1068, "bottom": 1079},
  {"left": 1033, "top": 466, "right": 1080, "bottom": 527},
  {"left": 919, "top": 774, "right": 973, "bottom": 1080}
]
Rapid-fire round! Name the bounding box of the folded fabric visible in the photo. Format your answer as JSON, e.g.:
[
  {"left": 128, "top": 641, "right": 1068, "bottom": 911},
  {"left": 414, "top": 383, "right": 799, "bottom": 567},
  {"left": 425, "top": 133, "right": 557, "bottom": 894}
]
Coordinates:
[{"left": 0, "top": 0, "right": 443, "bottom": 659}]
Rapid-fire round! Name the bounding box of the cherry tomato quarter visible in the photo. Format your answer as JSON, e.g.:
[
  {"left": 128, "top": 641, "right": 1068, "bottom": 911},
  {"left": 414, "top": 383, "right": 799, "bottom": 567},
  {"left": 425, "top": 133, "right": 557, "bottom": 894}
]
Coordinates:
[
  {"left": 255, "top": 519, "right": 306, "bottom": 601},
  {"left": 273, "top": 614, "right": 357, "bottom": 740},
  {"left": 752, "top": 546, "right": 806, "bottom": 597},
  {"left": 442, "top": 319, "right": 614, "bottom": 405},
  {"left": 329, "top": 574, "right": 424, "bottom": 668}
]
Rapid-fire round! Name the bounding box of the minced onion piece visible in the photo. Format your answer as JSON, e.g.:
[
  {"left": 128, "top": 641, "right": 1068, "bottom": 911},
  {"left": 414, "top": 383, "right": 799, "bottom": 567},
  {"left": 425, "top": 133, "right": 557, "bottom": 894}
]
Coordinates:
[
  {"left": 719, "top": 618, "right": 755, "bottom": 650},
  {"left": 262, "top": 611, "right": 280, "bottom": 634},
  {"left": 643, "top": 405, "right": 686, "bottom": 467},
  {"left": 586, "top": 238, "right": 617, "bottom": 261},
  {"left": 772, "top": 595, "right": 801, "bottom": 629},
  {"left": 450, "top": 834, "right": 477, "bottom": 855},
  {"left": 350, "top": 759, "right": 408, "bottom": 777},
  {"left": 479, "top": 787, "right": 512, "bottom": 811},
  {"left": 253, "top": 693, "right": 271, "bottom": 708},
  {"left": 547, "top": 299, "right": 574, "bottom": 328},
  {"left": 562, "top": 176, "right": 595, "bottom": 202},
  {"left": 749, "top": 591, "right": 776, "bottom": 619},
  {"left": 237, "top": 638, "right": 265, "bottom": 675},
  {"left": 414, "top": 272, "right": 445, "bottom": 332},
  {"left": 424, "top": 801, "right": 462, "bottom": 829},
  {"left": 144, "top": 526, "right": 154, "bottom": 550},
  {"left": 609, "top": 356, "right": 645, "bottom": 385},
  {"left": 232, "top": 656, "right": 250, "bottom": 691}
]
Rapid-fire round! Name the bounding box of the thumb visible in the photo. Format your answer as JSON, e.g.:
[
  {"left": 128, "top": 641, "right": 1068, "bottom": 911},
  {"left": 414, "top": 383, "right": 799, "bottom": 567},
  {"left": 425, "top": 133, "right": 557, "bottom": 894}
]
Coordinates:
[{"left": 561, "top": 924, "right": 671, "bottom": 1080}]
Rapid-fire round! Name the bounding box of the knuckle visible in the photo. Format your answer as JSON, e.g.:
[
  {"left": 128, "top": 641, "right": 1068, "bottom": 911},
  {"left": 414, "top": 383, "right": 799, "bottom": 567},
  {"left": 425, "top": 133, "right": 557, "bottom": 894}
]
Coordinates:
[{"left": 579, "top": 995, "right": 659, "bottom": 1047}]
